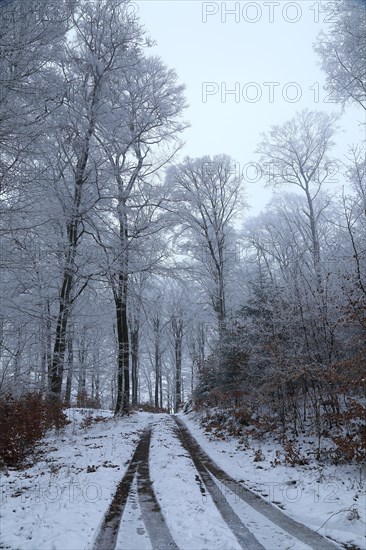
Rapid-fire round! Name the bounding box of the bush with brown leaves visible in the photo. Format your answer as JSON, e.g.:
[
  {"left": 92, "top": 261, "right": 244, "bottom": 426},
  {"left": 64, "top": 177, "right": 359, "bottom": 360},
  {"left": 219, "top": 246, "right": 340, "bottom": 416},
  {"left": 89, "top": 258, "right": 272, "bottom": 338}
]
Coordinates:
[{"left": 0, "top": 393, "right": 69, "bottom": 467}]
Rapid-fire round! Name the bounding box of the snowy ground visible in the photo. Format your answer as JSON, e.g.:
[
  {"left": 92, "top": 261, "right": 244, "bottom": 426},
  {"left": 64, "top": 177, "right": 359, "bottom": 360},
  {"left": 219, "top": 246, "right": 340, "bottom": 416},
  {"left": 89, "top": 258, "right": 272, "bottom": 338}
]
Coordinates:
[
  {"left": 182, "top": 411, "right": 366, "bottom": 550},
  {"left": 0, "top": 409, "right": 153, "bottom": 550},
  {"left": 0, "top": 409, "right": 364, "bottom": 550},
  {"left": 149, "top": 414, "right": 241, "bottom": 549}
]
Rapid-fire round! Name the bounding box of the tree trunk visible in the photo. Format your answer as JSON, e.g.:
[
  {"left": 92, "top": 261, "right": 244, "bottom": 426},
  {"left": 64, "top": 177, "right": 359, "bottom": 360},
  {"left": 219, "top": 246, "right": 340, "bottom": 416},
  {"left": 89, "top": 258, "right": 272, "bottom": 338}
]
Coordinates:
[
  {"left": 153, "top": 317, "right": 161, "bottom": 409},
  {"left": 49, "top": 76, "right": 98, "bottom": 400},
  {"left": 114, "top": 267, "right": 130, "bottom": 415},
  {"left": 65, "top": 328, "right": 73, "bottom": 406},
  {"left": 41, "top": 300, "right": 52, "bottom": 392},
  {"left": 172, "top": 316, "right": 183, "bottom": 413},
  {"left": 77, "top": 327, "right": 87, "bottom": 397},
  {"left": 49, "top": 143, "right": 91, "bottom": 398},
  {"left": 131, "top": 322, "right": 139, "bottom": 406},
  {"left": 114, "top": 189, "right": 130, "bottom": 415}
]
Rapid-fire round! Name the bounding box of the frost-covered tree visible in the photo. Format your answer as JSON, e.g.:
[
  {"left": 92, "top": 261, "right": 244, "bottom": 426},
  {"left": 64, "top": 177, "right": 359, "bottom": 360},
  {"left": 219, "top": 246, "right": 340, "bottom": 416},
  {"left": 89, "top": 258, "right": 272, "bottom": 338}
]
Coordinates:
[
  {"left": 257, "top": 109, "right": 338, "bottom": 293},
  {"left": 166, "top": 155, "right": 245, "bottom": 337},
  {"left": 0, "top": 0, "right": 76, "bottom": 396},
  {"left": 339, "top": 146, "right": 366, "bottom": 332},
  {"left": 47, "top": 0, "right": 149, "bottom": 399},
  {"left": 0, "top": 0, "right": 186, "bottom": 406},
  {"left": 91, "top": 53, "right": 186, "bottom": 414},
  {"left": 314, "top": 0, "right": 366, "bottom": 111}
]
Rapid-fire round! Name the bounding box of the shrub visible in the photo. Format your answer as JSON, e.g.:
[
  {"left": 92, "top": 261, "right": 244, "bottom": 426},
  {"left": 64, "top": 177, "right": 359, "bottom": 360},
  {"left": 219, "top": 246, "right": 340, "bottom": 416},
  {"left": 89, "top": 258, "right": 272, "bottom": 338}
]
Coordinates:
[
  {"left": 76, "top": 390, "right": 101, "bottom": 409},
  {"left": 131, "top": 402, "right": 169, "bottom": 413},
  {"left": 0, "top": 392, "right": 69, "bottom": 467}
]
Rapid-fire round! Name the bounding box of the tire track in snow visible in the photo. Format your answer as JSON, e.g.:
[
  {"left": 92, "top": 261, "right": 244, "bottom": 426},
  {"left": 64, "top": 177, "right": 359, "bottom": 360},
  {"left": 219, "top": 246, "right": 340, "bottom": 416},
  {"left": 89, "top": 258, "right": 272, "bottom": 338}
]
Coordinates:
[
  {"left": 173, "top": 415, "right": 339, "bottom": 550},
  {"left": 93, "top": 425, "right": 177, "bottom": 550},
  {"left": 136, "top": 428, "right": 178, "bottom": 549},
  {"left": 171, "top": 418, "right": 264, "bottom": 550}
]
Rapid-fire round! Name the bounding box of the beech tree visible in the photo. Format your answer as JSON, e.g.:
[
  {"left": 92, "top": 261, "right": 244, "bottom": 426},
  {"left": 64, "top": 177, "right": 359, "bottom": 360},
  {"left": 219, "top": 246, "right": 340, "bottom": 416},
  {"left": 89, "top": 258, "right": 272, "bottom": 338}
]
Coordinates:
[
  {"left": 47, "top": 0, "right": 149, "bottom": 399},
  {"left": 167, "top": 155, "right": 244, "bottom": 337},
  {"left": 257, "top": 109, "right": 338, "bottom": 294},
  {"left": 314, "top": 0, "right": 366, "bottom": 111},
  {"left": 91, "top": 50, "right": 186, "bottom": 413},
  {"left": 0, "top": 0, "right": 75, "bottom": 396},
  {"left": 339, "top": 146, "right": 366, "bottom": 331}
]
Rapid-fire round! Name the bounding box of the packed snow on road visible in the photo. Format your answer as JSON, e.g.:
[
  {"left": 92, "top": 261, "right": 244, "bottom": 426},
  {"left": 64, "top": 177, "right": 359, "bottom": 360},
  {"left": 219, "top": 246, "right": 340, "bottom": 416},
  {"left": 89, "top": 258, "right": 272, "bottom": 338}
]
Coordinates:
[{"left": 1, "top": 409, "right": 364, "bottom": 550}]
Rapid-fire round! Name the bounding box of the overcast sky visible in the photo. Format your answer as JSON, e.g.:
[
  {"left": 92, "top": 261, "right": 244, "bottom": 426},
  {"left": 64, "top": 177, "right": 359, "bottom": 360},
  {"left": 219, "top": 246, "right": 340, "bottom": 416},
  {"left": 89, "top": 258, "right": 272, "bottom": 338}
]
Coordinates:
[{"left": 136, "top": 1, "right": 364, "bottom": 216}]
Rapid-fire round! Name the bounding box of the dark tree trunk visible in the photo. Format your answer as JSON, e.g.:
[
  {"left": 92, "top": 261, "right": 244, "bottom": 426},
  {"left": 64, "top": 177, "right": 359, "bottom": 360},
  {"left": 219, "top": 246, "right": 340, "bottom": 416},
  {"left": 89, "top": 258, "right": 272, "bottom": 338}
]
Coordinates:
[
  {"left": 65, "top": 328, "right": 73, "bottom": 406},
  {"left": 153, "top": 317, "right": 161, "bottom": 409},
  {"left": 92, "top": 349, "right": 100, "bottom": 402},
  {"left": 41, "top": 300, "right": 52, "bottom": 392},
  {"left": 131, "top": 324, "right": 139, "bottom": 406},
  {"left": 49, "top": 129, "right": 94, "bottom": 399},
  {"left": 172, "top": 316, "right": 183, "bottom": 413},
  {"left": 77, "top": 327, "right": 87, "bottom": 396},
  {"left": 114, "top": 271, "right": 130, "bottom": 415}
]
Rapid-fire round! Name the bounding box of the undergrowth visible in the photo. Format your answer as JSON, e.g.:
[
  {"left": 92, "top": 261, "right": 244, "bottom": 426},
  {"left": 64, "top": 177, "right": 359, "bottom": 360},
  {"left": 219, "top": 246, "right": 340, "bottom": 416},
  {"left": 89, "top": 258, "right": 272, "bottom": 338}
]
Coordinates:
[
  {"left": 195, "top": 398, "right": 366, "bottom": 466},
  {"left": 0, "top": 393, "right": 69, "bottom": 468}
]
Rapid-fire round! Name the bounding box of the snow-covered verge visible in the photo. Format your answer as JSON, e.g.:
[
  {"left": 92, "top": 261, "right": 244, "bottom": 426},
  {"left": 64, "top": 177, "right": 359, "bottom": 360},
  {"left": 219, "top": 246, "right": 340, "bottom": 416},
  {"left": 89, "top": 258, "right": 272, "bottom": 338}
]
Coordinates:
[
  {"left": 181, "top": 411, "right": 366, "bottom": 550},
  {"left": 0, "top": 408, "right": 152, "bottom": 550}
]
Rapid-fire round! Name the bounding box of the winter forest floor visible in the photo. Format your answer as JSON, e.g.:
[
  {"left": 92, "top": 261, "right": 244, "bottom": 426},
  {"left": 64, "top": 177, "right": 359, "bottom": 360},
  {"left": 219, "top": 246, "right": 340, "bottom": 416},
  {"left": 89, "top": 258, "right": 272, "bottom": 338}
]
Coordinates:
[{"left": 0, "top": 409, "right": 365, "bottom": 550}]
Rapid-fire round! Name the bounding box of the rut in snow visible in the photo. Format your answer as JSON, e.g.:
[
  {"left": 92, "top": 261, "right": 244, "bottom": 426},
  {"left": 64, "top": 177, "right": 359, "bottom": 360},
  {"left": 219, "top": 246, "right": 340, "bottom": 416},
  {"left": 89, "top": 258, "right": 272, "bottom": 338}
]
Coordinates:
[
  {"left": 93, "top": 425, "right": 177, "bottom": 550},
  {"left": 173, "top": 415, "right": 339, "bottom": 550}
]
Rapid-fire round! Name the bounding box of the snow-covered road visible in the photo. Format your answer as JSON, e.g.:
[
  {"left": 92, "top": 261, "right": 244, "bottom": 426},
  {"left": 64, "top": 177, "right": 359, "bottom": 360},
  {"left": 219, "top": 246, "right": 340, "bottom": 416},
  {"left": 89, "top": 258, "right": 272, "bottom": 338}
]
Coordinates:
[
  {"left": 1, "top": 409, "right": 363, "bottom": 550},
  {"left": 94, "top": 414, "right": 339, "bottom": 550}
]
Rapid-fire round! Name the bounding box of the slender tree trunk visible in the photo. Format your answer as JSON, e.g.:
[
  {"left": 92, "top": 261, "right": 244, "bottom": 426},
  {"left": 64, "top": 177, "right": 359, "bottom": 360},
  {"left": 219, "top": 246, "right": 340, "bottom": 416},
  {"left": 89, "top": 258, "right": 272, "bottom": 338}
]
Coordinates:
[
  {"left": 114, "top": 190, "right": 130, "bottom": 415},
  {"left": 65, "top": 327, "right": 73, "bottom": 406},
  {"left": 49, "top": 145, "right": 91, "bottom": 398},
  {"left": 49, "top": 77, "right": 98, "bottom": 399},
  {"left": 77, "top": 327, "right": 87, "bottom": 398},
  {"left": 131, "top": 323, "right": 139, "bottom": 406},
  {"left": 159, "top": 366, "right": 163, "bottom": 409},
  {"left": 153, "top": 317, "right": 161, "bottom": 409},
  {"left": 172, "top": 316, "right": 183, "bottom": 413},
  {"left": 91, "top": 349, "right": 100, "bottom": 402},
  {"left": 121, "top": 288, "right": 130, "bottom": 414},
  {"left": 305, "top": 186, "right": 322, "bottom": 293},
  {"left": 114, "top": 270, "right": 130, "bottom": 414},
  {"left": 50, "top": 278, "right": 71, "bottom": 396},
  {"left": 41, "top": 300, "right": 52, "bottom": 392}
]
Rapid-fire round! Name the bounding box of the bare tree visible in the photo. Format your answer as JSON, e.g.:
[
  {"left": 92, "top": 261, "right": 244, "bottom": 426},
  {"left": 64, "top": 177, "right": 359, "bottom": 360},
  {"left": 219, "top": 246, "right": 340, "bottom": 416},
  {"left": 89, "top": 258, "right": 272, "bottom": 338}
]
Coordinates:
[
  {"left": 48, "top": 0, "right": 147, "bottom": 399},
  {"left": 92, "top": 51, "right": 186, "bottom": 414},
  {"left": 257, "top": 109, "right": 338, "bottom": 293},
  {"left": 314, "top": 0, "right": 366, "bottom": 111},
  {"left": 167, "top": 154, "right": 244, "bottom": 337}
]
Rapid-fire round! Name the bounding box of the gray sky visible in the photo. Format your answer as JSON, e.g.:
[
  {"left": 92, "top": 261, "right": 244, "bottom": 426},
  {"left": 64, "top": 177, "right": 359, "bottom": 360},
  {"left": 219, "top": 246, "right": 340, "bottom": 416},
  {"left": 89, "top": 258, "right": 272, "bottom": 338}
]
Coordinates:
[{"left": 136, "top": 1, "right": 364, "bottom": 215}]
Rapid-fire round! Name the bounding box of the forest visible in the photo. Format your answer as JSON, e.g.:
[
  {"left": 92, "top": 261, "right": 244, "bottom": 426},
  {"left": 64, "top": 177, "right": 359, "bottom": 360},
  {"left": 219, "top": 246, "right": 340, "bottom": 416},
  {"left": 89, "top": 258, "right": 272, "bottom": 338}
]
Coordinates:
[{"left": 0, "top": 0, "right": 365, "bottom": 466}]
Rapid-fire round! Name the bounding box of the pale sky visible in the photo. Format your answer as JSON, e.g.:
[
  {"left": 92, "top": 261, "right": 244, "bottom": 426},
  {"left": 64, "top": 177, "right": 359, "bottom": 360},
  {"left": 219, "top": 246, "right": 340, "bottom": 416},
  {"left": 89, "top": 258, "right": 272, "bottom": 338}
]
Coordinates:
[{"left": 136, "top": 0, "right": 365, "bottom": 215}]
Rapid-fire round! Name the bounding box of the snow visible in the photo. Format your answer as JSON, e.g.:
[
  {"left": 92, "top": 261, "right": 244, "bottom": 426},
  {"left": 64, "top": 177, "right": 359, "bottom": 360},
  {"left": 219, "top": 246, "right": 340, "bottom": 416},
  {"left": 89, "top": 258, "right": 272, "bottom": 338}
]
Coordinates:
[
  {"left": 181, "top": 411, "right": 366, "bottom": 550},
  {"left": 149, "top": 414, "right": 241, "bottom": 550},
  {"left": 0, "top": 409, "right": 153, "bottom": 550},
  {"left": 115, "top": 477, "right": 152, "bottom": 550},
  {"left": 1, "top": 408, "right": 364, "bottom": 550}
]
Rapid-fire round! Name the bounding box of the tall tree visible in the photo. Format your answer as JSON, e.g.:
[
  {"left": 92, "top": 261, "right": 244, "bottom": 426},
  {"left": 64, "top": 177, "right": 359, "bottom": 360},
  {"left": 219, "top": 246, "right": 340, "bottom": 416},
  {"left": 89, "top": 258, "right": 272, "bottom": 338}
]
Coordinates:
[
  {"left": 48, "top": 0, "right": 146, "bottom": 399},
  {"left": 0, "top": 0, "right": 75, "bottom": 396},
  {"left": 92, "top": 54, "right": 186, "bottom": 414},
  {"left": 257, "top": 109, "right": 338, "bottom": 294},
  {"left": 167, "top": 155, "right": 244, "bottom": 337},
  {"left": 314, "top": 0, "right": 366, "bottom": 111}
]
